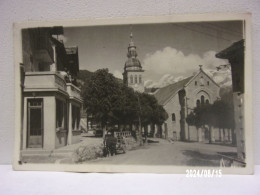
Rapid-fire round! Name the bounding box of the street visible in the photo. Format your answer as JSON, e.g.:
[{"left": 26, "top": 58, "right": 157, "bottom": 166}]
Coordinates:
[{"left": 86, "top": 139, "right": 237, "bottom": 166}]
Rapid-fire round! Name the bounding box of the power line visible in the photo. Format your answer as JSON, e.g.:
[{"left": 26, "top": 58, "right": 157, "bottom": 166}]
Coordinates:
[
  {"left": 205, "top": 22, "right": 243, "bottom": 36},
  {"left": 202, "top": 22, "right": 243, "bottom": 37},
  {"left": 173, "top": 23, "right": 233, "bottom": 42}
]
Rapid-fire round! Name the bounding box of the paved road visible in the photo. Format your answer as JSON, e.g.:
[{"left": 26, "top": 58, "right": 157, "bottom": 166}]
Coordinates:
[{"left": 86, "top": 139, "right": 237, "bottom": 166}]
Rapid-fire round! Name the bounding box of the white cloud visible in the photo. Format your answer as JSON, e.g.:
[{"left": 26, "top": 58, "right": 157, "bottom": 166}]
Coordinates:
[
  {"left": 142, "top": 47, "right": 232, "bottom": 88},
  {"left": 113, "top": 70, "right": 123, "bottom": 79},
  {"left": 143, "top": 47, "right": 228, "bottom": 77}
]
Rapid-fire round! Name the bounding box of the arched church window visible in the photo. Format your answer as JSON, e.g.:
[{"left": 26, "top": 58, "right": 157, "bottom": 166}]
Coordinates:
[
  {"left": 201, "top": 95, "right": 205, "bottom": 105},
  {"left": 139, "top": 75, "right": 142, "bottom": 83},
  {"left": 195, "top": 81, "right": 197, "bottom": 86},
  {"left": 135, "top": 75, "right": 137, "bottom": 83},
  {"left": 207, "top": 81, "right": 210, "bottom": 86},
  {"left": 172, "top": 113, "right": 176, "bottom": 122},
  {"left": 130, "top": 75, "right": 133, "bottom": 84},
  {"left": 206, "top": 99, "right": 209, "bottom": 104},
  {"left": 196, "top": 99, "right": 201, "bottom": 107}
]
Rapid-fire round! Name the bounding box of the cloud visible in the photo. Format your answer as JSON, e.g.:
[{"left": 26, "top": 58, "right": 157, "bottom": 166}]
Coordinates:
[
  {"left": 144, "top": 74, "right": 187, "bottom": 88},
  {"left": 142, "top": 47, "right": 232, "bottom": 88},
  {"left": 113, "top": 70, "right": 123, "bottom": 79}
]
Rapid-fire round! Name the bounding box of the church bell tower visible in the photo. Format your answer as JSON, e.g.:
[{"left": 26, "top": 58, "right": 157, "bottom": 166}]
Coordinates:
[{"left": 123, "top": 32, "right": 144, "bottom": 93}]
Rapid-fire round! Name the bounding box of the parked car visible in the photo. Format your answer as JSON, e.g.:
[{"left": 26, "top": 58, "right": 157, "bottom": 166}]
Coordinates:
[{"left": 93, "top": 129, "right": 103, "bottom": 137}]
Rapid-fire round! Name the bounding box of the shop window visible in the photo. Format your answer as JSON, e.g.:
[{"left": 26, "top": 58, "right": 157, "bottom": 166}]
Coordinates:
[
  {"left": 56, "top": 99, "right": 65, "bottom": 128},
  {"left": 72, "top": 106, "right": 81, "bottom": 130}
]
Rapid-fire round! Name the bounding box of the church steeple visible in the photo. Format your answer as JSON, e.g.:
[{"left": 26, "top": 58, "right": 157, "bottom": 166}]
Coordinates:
[
  {"left": 123, "top": 30, "right": 145, "bottom": 93},
  {"left": 127, "top": 32, "right": 137, "bottom": 58},
  {"left": 124, "top": 32, "right": 142, "bottom": 71}
]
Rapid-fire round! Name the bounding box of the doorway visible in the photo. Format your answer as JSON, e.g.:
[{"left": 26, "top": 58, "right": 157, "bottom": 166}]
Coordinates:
[{"left": 27, "top": 99, "right": 43, "bottom": 148}]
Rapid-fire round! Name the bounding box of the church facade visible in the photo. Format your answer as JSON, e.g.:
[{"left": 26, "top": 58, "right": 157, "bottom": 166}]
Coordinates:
[{"left": 154, "top": 67, "right": 222, "bottom": 141}]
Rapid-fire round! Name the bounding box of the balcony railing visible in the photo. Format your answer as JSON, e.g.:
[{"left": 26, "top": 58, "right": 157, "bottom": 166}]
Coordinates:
[
  {"left": 24, "top": 72, "right": 82, "bottom": 103},
  {"left": 24, "top": 72, "right": 67, "bottom": 93},
  {"left": 66, "top": 83, "right": 81, "bottom": 100}
]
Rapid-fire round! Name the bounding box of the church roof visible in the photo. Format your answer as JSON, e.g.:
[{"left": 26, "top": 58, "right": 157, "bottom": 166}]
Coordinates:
[{"left": 154, "top": 76, "right": 193, "bottom": 105}]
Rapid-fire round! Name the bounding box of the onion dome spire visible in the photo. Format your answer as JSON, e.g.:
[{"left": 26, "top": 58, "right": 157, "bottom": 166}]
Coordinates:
[{"left": 124, "top": 32, "right": 142, "bottom": 71}]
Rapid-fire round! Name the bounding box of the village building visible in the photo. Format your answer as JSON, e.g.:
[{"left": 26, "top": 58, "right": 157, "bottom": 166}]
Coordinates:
[
  {"left": 153, "top": 66, "right": 222, "bottom": 142},
  {"left": 216, "top": 39, "right": 245, "bottom": 160},
  {"left": 20, "top": 27, "right": 83, "bottom": 152}
]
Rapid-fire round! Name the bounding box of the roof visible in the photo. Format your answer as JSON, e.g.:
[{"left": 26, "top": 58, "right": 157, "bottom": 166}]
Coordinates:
[
  {"left": 125, "top": 58, "right": 142, "bottom": 70},
  {"left": 154, "top": 76, "right": 193, "bottom": 105},
  {"left": 215, "top": 39, "right": 244, "bottom": 59},
  {"left": 185, "top": 68, "right": 220, "bottom": 88}
]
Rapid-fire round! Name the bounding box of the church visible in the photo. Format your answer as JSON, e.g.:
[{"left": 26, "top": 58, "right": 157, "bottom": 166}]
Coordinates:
[
  {"left": 153, "top": 66, "right": 221, "bottom": 141},
  {"left": 122, "top": 33, "right": 230, "bottom": 142}
]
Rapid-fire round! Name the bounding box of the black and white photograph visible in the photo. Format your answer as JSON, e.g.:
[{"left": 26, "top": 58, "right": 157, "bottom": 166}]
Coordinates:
[{"left": 13, "top": 14, "right": 253, "bottom": 173}]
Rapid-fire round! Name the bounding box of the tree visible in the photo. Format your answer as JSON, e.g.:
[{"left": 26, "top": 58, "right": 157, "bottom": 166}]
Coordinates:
[
  {"left": 82, "top": 69, "right": 121, "bottom": 136},
  {"left": 186, "top": 104, "right": 214, "bottom": 143},
  {"left": 82, "top": 68, "right": 168, "bottom": 143},
  {"left": 211, "top": 100, "right": 235, "bottom": 144},
  {"left": 186, "top": 100, "right": 235, "bottom": 144}
]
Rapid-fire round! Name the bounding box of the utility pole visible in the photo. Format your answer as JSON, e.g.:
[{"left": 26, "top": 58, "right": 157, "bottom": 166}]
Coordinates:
[
  {"left": 136, "top": 93, "right": 143, "bottom": 146},
  {"left": 186, "top": 97, "right": 190, "bottom": 141}
]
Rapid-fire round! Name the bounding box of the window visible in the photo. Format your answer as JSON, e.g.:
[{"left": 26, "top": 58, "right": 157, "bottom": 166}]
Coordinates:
[
  {"left": 130, "top": 75, "right": 133, "bottom": 84},
  {"left": 172, "top": 113, "right": 176, "bottom": 122},
  {"left": 196, "top": 99, "right": 201, "bottom": 107},
  {"left": 206, "top": 99, "right": 209, "bottom": 104},
  {"left": 201, "top": 95, "right": 205, "bottom": 105},
  {"left": 195, "top": 81, "right": 197, "bottom": 86},
  {"left": 139, "top": 75, "right": 142, "bottom": 83},
  {"left": 72, "top": 106, "right": 80, "bottom": 130},
  {"left": 207, "top": 81, "right": 210, "bottom": 86},
  {"left": 56, "top": 99, "right": 65, "bottom": 128},
  {"left": 135, "top": 75, "right": 137, "bottom": 83}
]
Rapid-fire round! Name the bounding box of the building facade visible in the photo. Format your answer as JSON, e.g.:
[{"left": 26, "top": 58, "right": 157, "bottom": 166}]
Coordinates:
[
  {"left": 154, "top": 67, "right": 223, "bottom": 142},
  {"left": 216, "top": 39, "right": 245, "bottom": 160},
  {"left": 21, "top": 27, "right": 83, "bottom": 152},
  {"left": 123, "top": 33, "right": 145, "bottom": 92}
]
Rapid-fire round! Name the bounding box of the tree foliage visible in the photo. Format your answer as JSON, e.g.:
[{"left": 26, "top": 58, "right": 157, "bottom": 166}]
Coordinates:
[
  {"left": 186, "top": 100, "right": 234, "bottom": 130},
  {"left": 82, "top": 69, "right": 168, "bottom": 129}
]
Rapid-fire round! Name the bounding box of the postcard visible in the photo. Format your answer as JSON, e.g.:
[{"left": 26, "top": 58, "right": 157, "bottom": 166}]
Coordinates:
[{"left": 13, "top": 13, "right": 253, "bottom": 174}]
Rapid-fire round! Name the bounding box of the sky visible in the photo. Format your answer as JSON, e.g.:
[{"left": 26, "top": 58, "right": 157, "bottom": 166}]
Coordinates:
[{"left": 63, "top": 21, "right": 243, "bottom": 88}]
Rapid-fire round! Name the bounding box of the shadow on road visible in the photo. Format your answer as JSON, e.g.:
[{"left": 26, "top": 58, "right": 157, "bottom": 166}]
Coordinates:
[
  {"left": 206, "top": 142, "right": 235, "bottom": 147},
  {"left": 182, "top": 150, "right": 223, "bottom": 167}
]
